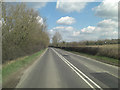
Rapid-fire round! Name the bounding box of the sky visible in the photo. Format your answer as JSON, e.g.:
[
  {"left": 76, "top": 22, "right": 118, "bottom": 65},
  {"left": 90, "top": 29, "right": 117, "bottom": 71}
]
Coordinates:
[{"left": 4, "top": 0, "right": 118, "bottom": 42}]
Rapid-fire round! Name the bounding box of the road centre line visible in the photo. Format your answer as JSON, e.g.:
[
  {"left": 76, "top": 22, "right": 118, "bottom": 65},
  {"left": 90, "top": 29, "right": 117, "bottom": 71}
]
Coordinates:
[{"left": 52, "top": 48, "right": 102, "bottom": 90}]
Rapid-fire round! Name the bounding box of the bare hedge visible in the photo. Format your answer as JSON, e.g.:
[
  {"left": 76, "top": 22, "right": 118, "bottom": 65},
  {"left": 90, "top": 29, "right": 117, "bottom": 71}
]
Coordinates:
[{"left": 55, "top": 46, "right": 119, "bottom": 60}]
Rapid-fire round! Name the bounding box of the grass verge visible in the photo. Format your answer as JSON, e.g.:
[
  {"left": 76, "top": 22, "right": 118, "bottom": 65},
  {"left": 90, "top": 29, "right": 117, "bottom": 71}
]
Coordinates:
[
  {"left": 64, "top": 50, "right": 119, "bottom": 67},
  {"left": 2, "top": 49, "right": 45, "bottom": 82}
]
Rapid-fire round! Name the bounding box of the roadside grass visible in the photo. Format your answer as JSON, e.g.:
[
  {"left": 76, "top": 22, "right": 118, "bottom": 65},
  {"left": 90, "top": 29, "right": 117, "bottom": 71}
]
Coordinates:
[
  {"left": 2, "top": 49, "right": 45, "bottom": 82},
  {"left": 65, "top": 50, "right": 119, "bottom": 67}
]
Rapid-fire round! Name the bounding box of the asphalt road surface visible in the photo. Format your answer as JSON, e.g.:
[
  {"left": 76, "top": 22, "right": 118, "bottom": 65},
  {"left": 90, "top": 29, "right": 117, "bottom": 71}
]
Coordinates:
[{"left": 16, "top": 48, "right": 119, "bottom": 89}]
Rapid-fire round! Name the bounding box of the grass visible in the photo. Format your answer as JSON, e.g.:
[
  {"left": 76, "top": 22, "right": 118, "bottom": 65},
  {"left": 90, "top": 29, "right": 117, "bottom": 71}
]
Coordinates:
[
  {"left": 2, "top": 49, "right": 45, "bottom": 82},
  {"left": 65, "top": 50, "right": 119, "bottom": 67}
]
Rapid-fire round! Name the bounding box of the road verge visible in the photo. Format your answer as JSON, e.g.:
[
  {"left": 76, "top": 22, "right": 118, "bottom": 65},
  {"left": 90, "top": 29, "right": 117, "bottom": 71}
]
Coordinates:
[{"left": 2, "top": 49, "right": 46, "bottom": 88}]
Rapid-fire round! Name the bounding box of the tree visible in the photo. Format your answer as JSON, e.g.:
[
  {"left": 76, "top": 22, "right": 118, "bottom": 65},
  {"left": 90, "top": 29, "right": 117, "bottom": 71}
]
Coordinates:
[
  {"left": 2, "top": 3, "right": 49, "bottom": 63},
  {"left": 52, "top": 32, "right": 62, "bottom": 46}
]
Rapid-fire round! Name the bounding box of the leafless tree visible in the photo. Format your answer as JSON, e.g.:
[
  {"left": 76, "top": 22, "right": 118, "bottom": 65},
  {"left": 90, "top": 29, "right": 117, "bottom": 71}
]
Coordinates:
[
  {"left": 52, "top": 32, "right": 62, "bottom": 46},
  {"left": 2, "top": 3, "right": 49, "bottom": 63}
]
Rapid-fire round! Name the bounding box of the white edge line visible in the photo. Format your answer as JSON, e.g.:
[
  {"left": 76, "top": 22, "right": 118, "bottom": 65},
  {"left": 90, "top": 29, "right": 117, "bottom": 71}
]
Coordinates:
[
  {"left": 65, "top": 59, "right": 102, "bottom": 89},
  {"left": 58, "top": 48, "right": 119, "bottom": 79},
  {"left": 60, "top": 48, "right": 118, "bottom": 69},
  {"left": 52, "top": 48, "right": 102, "bottom": 89}
]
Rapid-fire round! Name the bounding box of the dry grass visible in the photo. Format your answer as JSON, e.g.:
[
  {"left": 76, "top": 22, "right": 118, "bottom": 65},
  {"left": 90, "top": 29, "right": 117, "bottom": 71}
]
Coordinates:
[
  {"left": 86, "top": 44, "right": 119, "bottom": 59},
  {"left": 86, "top": 44, "right": 118, "bottom": 48}
]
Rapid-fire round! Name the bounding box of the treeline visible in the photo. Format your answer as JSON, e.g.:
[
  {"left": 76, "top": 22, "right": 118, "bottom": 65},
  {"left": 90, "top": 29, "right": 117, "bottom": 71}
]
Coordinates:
[
  {"left": 2, "top": 3, "right": 49, "bottom": 63},
  {"left": 55, "top": 39, "right": 119, "bottom": 47},
  {"left": 51, "top": 32, "right": 119, "bottom": 59}
]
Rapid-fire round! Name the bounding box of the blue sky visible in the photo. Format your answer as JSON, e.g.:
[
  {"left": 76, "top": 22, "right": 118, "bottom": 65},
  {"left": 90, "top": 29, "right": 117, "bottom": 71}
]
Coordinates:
[
  {"left": 38, "top": 2, "right": 102, "bottom": 30},
  {"left": 25, "top": 1, "right": 118, "bottom": 42}
]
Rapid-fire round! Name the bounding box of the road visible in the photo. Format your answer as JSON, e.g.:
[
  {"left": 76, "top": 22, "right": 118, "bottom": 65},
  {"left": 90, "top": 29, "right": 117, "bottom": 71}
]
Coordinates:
[{"left": 16, "top": 48, "right": 119, "bottom": 89}]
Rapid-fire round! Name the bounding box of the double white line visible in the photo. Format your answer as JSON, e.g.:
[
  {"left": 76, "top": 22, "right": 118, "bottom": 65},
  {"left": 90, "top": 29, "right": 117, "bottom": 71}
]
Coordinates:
[{"left": 52, "top": 48, "right": 102, "bottom": 90}]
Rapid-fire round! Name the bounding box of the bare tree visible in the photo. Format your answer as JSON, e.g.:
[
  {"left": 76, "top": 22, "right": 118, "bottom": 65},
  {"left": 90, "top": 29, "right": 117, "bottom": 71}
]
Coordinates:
[
  {"left": 2, "top": 3, "right": 49, "bottom": 63},
  {"left": 52, "top": 32, "right": 62, "bottom": 46}
]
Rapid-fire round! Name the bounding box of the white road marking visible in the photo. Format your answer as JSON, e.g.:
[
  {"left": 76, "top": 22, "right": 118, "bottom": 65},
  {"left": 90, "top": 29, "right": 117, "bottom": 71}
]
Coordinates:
[
  {"left": 59, "top": 48, "right": 119, "bottom": 78},
  {"left": 62, "top": 49, "right": 118, "bottom": 69},
  {"left": 52, "top": 48, "right": 102, "bottom": 90}
]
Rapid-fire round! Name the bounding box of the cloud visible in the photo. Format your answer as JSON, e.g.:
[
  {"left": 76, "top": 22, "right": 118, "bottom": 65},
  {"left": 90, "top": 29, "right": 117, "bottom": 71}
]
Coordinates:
[
  {"left": 97, "top": 19, "right": 118, "bottom": 28},
  {"left": 56, "top": 16, "right": 76, "bottom": 25},
  {"left": 36, "top": 16, "right": 44, "bottom": 25},
  {"left": 49, "top": 26, "right": 74, "bottom": 34},
  {"left": 93, "top": 0, "right": 118, "bottom": 20},
  {"left": 81, "top": 26, "right": 95, "bottom": 33},
  {"left": 80, "top": 19, "right": 118, "bottom": 40},
  {"left": 49, "top": 18, "right": 118, "bottom": 42},
  {"left": 26, "top": 2, "right": 47, "bottom": 10},
  {"left": 54, "top": 26, "right": 74, "bottom": 31},
  {"left": 91, "top": 0, "right": 118, "bottom": 40},
  {"left": 73, "top": 31, "right": 80, "bottom": 36},
  {"left": 48, "top": 26, "right": 78, "bottom": 42},
  {"left": 56, "top": 2, "right": 87, "bottom": 13}
]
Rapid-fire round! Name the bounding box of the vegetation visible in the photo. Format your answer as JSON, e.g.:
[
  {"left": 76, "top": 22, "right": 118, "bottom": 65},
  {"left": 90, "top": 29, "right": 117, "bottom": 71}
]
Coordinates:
[
  {"left": 2, "top": 49, "right": 45, "bottom": 82},
  {"left": 2, "top": 3, "right": 49, "bottom": 63},
  {"left": 51, "top": 31, "right": 119, "bottom": 60},
  {"left": 51, "top": 37, "right": 119, "bottom": 61},
  {"left": 55, "top": 44, "right": 119, "bottom": 59},
  {"left": 57, "top": 39, "right": 119, "bottom": 47},
  {"left": 53, "top": 43, "right": 119, "bottom": 66},
  {"left": 66, "top": 50, "right": 119, "bottom": 66},
  {"left": 52, "top": 32, "right": 62, "bottom": 46}
]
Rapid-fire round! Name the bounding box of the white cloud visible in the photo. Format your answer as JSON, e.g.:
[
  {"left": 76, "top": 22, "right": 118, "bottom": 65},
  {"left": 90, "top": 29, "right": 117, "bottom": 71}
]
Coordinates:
[
  {"left": 96, "top": 19, "right": 118, "bottom": 35},
  {"left": 26, "top": 2, "right": 47, "bottom": 10},
  {"left": 81, "top": 26, "right": 95, "bottom": 33},
  {"left": 57, "top": 16, "right": 76, "bottom": 25},
  {"left": 48, "top": 26, "right": 78, "bottom": 42},
  {"left": 92, "top": 2, "right": 118, "bottom": 40},
  {"left": 73, "top": 31, "right": 80, "bottom": 36},
  {"left": 56, "top": 2, "right": 87, "bottom": 13},
  {"left": 97, "top": 19, "right": 117, "bottom": 28},
  {"left": 52, "top": 26, "right": 74, "bottom": 31},
  {"left": 49, "top": 0, "right": 119, "bottom": 42},
  {"left": 49, "top": 18, "right": 118, "bottom": 42},
  {"left": 36, "top": 16, "right": 44, "bottom": 25},
  {"left": 80, "top": 19, "right": 118, "bottom": 40},
  {"left": 93, "top": 0, "right": 118, "bottom": 20}
]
